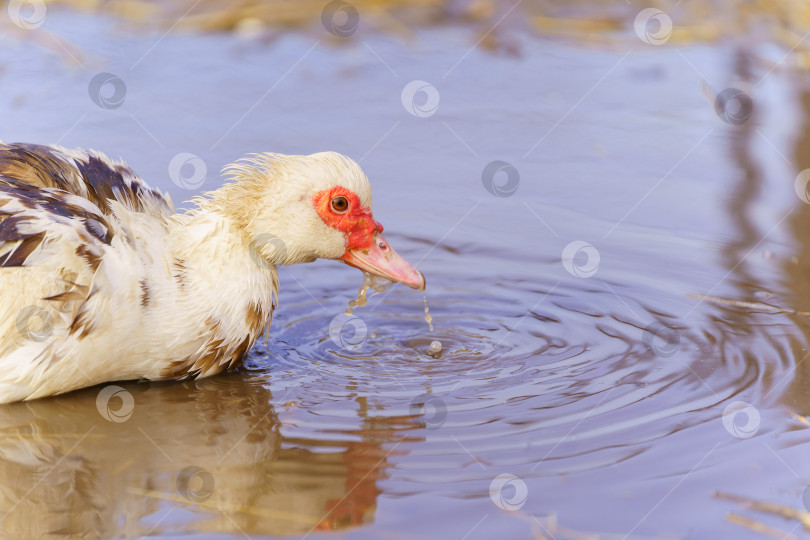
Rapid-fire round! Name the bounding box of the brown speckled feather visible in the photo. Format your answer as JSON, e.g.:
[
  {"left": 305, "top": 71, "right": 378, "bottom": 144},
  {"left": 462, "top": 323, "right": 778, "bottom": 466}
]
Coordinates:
[{"left": 0, "top": 142, "right": 173, "bottom": 218}]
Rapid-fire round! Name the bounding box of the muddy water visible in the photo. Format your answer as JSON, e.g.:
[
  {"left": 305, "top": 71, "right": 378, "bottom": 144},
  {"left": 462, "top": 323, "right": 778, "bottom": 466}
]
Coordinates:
[{"left": 3, "top": 6, "right": 810, "bottom": 540}]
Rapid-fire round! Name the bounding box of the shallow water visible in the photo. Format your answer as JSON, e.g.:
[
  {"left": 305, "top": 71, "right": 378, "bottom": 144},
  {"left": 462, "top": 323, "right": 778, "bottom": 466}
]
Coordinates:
[{"left": 4, "top": 5, "right": 810, "bottom": 539}]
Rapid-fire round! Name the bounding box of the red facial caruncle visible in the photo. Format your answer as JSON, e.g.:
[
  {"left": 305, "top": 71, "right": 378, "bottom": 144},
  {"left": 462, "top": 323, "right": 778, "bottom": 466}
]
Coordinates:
[
  {"left": 312, "top": 186, "right": 383, "bottom": 254},
  {"left": 312, "top": 186, "right": 425, "bottom": 290}
]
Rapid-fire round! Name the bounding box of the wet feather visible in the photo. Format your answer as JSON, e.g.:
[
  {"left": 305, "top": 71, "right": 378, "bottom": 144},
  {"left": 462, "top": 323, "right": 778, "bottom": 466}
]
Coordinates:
[{"left": 0, "top": 143, "right": 280, "bottom": 402}]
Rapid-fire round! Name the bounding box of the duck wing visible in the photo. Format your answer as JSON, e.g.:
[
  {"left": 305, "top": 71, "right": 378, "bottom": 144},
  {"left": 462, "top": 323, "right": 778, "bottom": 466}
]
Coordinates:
[
  {"left": 0, "top": 142, "right": 174, "bottom": 219},
  {"left": 0, "top": 144, "right": 174, "bottom": 401},
  {"left": 0, "top": 174, "right": 112, "bottom": 269}
]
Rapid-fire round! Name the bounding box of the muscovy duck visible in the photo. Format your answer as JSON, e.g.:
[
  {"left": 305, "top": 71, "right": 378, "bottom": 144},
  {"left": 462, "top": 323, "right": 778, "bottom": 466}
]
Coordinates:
[{"left": 0, "top": 143, "right": 424, "bottom": 403}]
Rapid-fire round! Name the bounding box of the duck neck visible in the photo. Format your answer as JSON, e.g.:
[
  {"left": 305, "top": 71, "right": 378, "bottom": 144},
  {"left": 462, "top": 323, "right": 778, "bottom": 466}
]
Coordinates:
[{"left": 166, "top": 199, "right": 279, "bottom": 336}]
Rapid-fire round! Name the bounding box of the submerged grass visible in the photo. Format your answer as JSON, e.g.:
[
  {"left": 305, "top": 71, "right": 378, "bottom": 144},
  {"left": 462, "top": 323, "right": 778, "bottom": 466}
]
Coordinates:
[{"left": 715, "top": 491, "right": 810, "bottom": 536}]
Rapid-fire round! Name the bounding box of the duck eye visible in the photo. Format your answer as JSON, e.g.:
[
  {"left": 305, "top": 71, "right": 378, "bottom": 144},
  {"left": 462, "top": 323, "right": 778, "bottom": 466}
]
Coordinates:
[{"left": 330, "top": 196, "right": 349, "bottom": 214}]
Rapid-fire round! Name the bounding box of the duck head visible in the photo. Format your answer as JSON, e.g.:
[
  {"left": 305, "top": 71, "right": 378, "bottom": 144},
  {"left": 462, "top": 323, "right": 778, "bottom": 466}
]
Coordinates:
[{"left": 216, "top": 152, "right": 425, "bottom": 290}]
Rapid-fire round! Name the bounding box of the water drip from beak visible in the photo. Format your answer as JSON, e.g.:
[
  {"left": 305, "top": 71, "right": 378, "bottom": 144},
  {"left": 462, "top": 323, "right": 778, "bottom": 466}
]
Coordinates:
[
  {"left": 423, "top": 296, "right": 434, "bottom": 332},
  {"left": 342, "top": 273, "right": 440, "bottom": 356},
  {"left": 345, "top": 271, "right": 394, "bottom": 315}
]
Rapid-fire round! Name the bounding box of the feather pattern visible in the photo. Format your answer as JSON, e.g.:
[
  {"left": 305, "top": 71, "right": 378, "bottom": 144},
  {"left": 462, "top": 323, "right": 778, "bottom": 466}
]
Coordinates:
[{"left": 0, "top": 143, "right": 280, "bottom": 403}]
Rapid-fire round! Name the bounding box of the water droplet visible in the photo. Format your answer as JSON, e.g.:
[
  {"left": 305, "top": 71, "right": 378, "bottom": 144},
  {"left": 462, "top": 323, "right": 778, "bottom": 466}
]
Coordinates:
[
  {"left": 423, "top": 296, "right": 434, "bottom": 331},
  {"left": 427, "top": 340, "right": 442, "bottom": 358}
]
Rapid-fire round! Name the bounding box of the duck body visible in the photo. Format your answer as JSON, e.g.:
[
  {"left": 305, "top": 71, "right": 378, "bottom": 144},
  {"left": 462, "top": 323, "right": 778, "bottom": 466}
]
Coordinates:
[{"left": 0, "top": 143, "right": 423, "bottom": 403}]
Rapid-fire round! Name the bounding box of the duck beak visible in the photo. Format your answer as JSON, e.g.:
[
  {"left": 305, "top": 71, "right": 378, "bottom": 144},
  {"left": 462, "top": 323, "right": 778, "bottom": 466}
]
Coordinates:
[{"left": 342, "top": 233, "right": 425, "bottom": 290}]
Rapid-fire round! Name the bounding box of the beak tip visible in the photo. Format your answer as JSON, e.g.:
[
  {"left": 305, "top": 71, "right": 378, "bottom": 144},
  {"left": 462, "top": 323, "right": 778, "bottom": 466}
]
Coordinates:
[{"left": 402, "top": 269, "right": 425, "bottom": 291}]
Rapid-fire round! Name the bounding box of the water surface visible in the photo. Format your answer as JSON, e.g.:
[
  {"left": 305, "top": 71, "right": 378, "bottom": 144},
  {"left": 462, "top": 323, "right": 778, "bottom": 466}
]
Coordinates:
[{"left": 2, "top": 6, "right": 810, "bottom": 539}]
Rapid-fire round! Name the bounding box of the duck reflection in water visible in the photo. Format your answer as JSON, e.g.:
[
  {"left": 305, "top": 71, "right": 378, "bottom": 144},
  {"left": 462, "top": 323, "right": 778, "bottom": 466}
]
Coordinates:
[{"left": 0, "top": 373, "right": 393, "bottom": 538}]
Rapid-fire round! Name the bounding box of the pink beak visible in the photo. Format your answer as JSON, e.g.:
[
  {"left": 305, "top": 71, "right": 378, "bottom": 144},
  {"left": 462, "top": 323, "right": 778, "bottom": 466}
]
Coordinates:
[{"left": 342, "top": 233, "right": 425, "bottom": 290}]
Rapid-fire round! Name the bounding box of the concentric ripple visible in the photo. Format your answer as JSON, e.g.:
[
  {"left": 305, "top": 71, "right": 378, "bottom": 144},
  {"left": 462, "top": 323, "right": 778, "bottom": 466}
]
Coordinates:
[{"left": 246, "top": 232, "right": 800, "bottom": 493}]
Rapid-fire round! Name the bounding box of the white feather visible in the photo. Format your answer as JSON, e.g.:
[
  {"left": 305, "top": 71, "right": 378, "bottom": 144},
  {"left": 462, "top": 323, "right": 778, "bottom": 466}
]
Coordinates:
[{"left": 0, "top": 145, "right": 371, "bottom": 402}]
